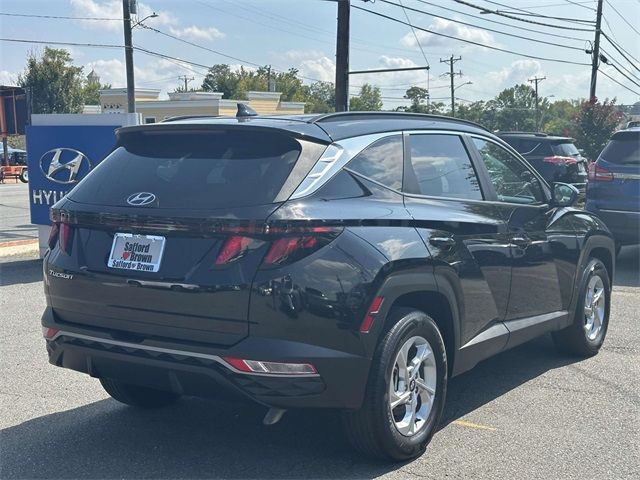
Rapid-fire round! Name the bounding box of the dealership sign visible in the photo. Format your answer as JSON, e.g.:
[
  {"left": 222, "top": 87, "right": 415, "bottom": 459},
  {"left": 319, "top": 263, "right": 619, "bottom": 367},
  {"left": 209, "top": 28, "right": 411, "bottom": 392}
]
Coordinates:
[{"left": 26, "top": 114, "right": 138, "bottom": 225}]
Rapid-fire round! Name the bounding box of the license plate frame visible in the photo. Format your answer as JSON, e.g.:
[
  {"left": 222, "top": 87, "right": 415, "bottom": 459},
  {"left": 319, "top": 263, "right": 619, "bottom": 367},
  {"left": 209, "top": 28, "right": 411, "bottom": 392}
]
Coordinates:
[{"left": 107, "top": 233, "right": 166, "bottom": 273}]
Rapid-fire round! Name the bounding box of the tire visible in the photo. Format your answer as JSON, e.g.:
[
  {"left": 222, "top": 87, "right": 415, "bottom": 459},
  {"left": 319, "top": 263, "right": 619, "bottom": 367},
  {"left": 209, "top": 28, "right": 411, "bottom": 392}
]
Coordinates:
[
  {"left": 552, "top": 258, "right": 611, "bottom": 357},
  {"left": 100, "top": 378, "right": 180, "bottom": 408},
  {"left": 19, "top": 169, "right": 28, "bottom": 183},
  {"left": 342, "top": 308, "right": 448, "bottom": 461}
]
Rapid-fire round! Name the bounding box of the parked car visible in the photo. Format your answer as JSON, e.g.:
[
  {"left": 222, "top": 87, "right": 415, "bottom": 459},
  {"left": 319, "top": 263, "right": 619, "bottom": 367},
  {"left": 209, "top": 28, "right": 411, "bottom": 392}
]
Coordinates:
[
  {"left": 0, "top": 147, "right": 28, "bottom": 182},
  {"left": 586, "top": 127, "right": 640, "bottom": 253},
  {"left": 626, "top": 120, "right": 640, "bottom": 129},
  {"left": 42, "top": 111, "right": 615, "bottom": 461},
  {"left": 497, "top": 132, "right": 588, "bottom": 191}
]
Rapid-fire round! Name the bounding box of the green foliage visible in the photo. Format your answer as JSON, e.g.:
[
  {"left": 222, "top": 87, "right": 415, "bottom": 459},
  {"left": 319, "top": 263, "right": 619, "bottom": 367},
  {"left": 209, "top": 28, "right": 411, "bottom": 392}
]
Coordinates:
[
  {"left": 201, "top": 64, "right": 306, "bottom": 101},
  {"left": 18, "top": 47, "right": 85, "bottom": 114},
  {"left": 483, "top": 83, "right": 537, "bottom": 131},
  {"left": 304, "top": 81, "right": 335, "bottom": 113},
  {"left": 574, "top": 98, "right": 624, "bottom": 160},
  {"left": 82, "top": 82, "right": 111, "bottom": 105},
  {"left": 349, "top": 84, "right": 383, "bottom": 111},
  {"left": 540, "top": 99, "right": 580, "bottom": 137}
]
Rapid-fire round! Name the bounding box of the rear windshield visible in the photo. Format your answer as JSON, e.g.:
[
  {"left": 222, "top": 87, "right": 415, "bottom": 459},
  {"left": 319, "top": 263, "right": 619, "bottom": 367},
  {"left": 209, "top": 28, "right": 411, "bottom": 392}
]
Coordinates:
[
  {"left": 551, "top": 142, "right": 579, "bottom": 156},
  {"left": 600, "top": 132, "right": 640, "bottom": 165},
  {"left": 69, "top": 130, "right": 301, "bottom": 208}
]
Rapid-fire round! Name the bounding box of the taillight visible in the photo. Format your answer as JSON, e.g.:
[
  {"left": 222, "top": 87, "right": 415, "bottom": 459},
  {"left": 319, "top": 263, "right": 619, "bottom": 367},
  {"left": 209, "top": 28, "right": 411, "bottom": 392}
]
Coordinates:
[
  {"left": 48, "top": 223, "right": 60, "bottom": 250},
  {"left": 48, "top": 221, "right": 73, "bottom": 253},
  {"left": 215, "top": 236, "right": 262, "bottom": 265},
  {"left": 588, "top": 162, "right": 613, "bottom": 182},
  {"left": 262, "top": 226, "right": 342, "bottom": 267},
  {"left": 222, "top": 356, "right": 317, "bottom": 375},
  {"left": 544, "top": 155, "right": 578, "bottom": 166}
]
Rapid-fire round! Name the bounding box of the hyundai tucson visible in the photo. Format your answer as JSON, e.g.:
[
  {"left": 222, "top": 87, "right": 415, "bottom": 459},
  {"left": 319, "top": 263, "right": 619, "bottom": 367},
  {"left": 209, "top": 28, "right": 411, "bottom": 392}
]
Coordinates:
[{"left": 42, "top": 111, "right": 615, "bottom": 461}]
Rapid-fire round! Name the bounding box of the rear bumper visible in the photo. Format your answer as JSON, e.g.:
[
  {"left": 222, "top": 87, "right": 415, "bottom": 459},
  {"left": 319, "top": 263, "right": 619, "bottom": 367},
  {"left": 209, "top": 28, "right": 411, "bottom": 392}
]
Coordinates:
[
  {"left": 42, "top": 307, "right": 370, "bottom": 410},
  {"left": 586, "top": 203, "right": 640, "bottom": 245}
]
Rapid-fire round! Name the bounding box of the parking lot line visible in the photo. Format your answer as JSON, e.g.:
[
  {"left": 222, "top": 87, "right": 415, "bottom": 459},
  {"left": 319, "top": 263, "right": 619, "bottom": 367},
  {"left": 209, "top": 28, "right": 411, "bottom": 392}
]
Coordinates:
[{"left": 452, "top": 419, "right": 497, "bottom": 431}]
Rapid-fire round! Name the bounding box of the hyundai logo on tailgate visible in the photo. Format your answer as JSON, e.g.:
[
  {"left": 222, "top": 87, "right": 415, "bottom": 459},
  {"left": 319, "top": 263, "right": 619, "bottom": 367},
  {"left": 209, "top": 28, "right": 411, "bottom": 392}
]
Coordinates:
[
  {"left": 39, "top": 148, "right": 92, "bottom": 184},
  {"left": 126, "top": 192, "right": 157, "bottom": 206}
]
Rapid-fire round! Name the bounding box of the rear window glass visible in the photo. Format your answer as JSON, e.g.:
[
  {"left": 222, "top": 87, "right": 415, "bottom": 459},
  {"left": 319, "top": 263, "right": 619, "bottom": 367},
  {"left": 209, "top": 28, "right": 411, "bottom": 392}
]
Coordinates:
[
  {"left": 69, "top": 130, "right": 301, "bottom": 208},
  {"left": 346, "top": 135, "right": 403, "bottom": 190},
  {"left": 600, "top": 132, "right": 640, "bottom": 165},
  {"left": 552, "top": 142, "right": 579, "bottom": 156}
]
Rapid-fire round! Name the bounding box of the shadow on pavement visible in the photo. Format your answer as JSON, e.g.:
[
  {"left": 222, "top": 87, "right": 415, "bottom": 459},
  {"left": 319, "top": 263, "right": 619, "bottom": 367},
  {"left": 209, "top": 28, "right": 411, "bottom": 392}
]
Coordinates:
[
  {"left": 0, "top": 258, "right": 42, "bottom": 286},
  {"left": 614, "top": 245, "right": 639, "bottom": 288},
  {"left": 0, "top": 336, "right": 581, "bottom": 479}
]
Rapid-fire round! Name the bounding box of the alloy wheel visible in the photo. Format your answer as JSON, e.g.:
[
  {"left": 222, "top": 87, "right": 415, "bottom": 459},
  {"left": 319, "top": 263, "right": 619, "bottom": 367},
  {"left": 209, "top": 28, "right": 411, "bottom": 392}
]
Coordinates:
[
  {"left": 584, "top": 275, "right": 605, "bottom": 341},
  {"left": 389, "top": 335, "right": 437, "bottom": 436}
]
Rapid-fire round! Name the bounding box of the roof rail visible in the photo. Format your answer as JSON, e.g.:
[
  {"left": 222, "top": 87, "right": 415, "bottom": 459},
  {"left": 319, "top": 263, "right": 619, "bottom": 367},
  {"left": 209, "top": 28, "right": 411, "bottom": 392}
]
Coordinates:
[
  {"left": 495, "top": 131, "right": 548, "bottom": 137},
  {"left": 309, "top": 111, "right": 490, "bottom": 132}
]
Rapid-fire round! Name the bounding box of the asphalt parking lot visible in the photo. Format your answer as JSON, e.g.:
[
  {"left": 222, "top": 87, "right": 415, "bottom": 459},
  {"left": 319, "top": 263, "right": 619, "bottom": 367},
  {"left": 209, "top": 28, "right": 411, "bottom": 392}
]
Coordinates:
[{"left": 1, "top": 247, "right": 638, "bottom": 479}]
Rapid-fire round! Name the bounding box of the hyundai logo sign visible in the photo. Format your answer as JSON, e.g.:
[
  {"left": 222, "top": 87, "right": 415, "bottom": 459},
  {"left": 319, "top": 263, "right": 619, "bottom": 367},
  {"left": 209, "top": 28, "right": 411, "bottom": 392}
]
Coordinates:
[
  {"left": 39, "top": 148, "right": 92, "bottom": 184},
  {"left": 126, "top": 192, "right": 157, "bottom": 206}
]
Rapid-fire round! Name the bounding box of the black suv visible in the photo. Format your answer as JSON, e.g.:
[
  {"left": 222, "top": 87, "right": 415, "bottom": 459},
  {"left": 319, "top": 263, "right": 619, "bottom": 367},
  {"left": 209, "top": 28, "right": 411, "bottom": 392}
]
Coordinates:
[
  {"left": 497, "top": 132, "right": 588, "bottom": 191},
  {"left": 42, "top": 112, "right": 614, "bottom": 461}
]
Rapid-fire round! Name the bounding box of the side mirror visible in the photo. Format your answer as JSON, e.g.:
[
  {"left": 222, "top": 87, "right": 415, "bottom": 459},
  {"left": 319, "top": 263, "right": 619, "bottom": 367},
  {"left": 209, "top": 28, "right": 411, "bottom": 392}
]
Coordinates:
[{"left": 551, "top": 182, "right": 579, "bottom": 207}]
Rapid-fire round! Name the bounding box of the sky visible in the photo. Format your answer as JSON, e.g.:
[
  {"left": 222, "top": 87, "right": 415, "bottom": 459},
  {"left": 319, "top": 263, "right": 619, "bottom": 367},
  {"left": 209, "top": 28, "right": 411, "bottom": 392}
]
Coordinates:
[{"left": 1, "top": 0, "right": 639, "bottom": 110}]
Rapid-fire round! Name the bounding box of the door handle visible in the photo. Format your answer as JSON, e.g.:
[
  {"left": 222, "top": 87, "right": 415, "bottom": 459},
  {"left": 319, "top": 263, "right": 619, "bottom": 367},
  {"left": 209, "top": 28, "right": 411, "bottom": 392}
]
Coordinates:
[
  {"left": 511, "top": 236, "right": 531, "bottom": 248},
  {"left": 429, "top": 236, "right": 456, "bottom": 248}
]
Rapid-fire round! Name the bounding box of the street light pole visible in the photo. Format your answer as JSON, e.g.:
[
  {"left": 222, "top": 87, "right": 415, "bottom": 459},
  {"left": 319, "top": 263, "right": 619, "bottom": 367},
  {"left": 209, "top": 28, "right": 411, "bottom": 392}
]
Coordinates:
[{"left": 122, "top": 0, "right": 135, "bottom": 113}]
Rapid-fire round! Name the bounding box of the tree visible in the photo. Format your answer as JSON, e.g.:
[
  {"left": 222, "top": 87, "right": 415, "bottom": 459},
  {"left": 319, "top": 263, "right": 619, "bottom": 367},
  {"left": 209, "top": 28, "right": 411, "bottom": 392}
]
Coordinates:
[
  {"left": 574, "top": 98, "right": 624, "bottom": 161},
  {"left": 404, "top": 86, "right": 429, "bottom": 112},
  {"left": 485, "top": 84, "right": 538, "bottom": 131},
  {"left": 349, "top": 84, "right": 382, "bottom": 111},
  {"left": 18, "top": 47, "right": 85, "bottom": 114},
  {"left": 82, "top": 81, "right": 111, "bottom": 105},
  {"left": 304, "top": 81, "right": 335, "bottom": 113},
  {"left": 201, "top": 64, "right": 241, "bottom": 99},
  {"left": 541, "top": 99, "right": 580, "bottom": 137},
  {"left": 455, "top": 100, "right": 489, "bottom": 126}
]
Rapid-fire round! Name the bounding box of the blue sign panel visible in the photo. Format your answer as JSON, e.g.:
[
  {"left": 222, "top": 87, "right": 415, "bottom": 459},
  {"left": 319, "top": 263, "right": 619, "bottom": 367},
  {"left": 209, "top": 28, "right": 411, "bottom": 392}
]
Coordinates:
[{"left": 26, "top": 125, "right": 120, "bottom": 225}]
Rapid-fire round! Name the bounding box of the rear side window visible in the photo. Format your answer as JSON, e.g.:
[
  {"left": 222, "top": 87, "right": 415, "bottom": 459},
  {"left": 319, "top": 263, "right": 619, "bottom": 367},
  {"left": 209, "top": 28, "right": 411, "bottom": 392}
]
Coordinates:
[
  {"left": 407, "top": 134, "right": 482, "bottom": 200},
  {"left": 552, "top": 142, "right": 579, "bottom": 157},
  {"left": 345, "top": 135, "right": 403, "bottom": 190},
  {"left": 600, "top": 131, "right": 640, "bottom": 165},
  {"left": 69, "top": 130, "right": 301, "bottom": 208}
]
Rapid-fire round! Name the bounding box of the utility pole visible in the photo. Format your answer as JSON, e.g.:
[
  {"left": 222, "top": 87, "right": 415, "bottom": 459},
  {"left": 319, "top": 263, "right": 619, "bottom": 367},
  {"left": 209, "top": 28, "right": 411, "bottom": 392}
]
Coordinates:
[
  {"left": 122, "top": 0, "right": 135, "bottom": 113},
  {"left": 440, "top": 55, "right": 462, "bottom": 117},
  {"left": 335, "top": 0, "right": 350, "bottom": 112},
  {"left": 589, "top": 0, "right": 604, "bottom": 101},
  {"left": 528, "top": 76, "right": 546, "bottom": 131},
  {"left": 178, "top": 75, "right": 194, "bottom": 92}
]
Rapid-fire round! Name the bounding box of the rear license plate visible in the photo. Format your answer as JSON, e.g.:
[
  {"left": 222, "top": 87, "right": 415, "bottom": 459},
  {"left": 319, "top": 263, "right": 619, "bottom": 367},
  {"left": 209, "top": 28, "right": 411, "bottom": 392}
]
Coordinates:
[{"left": 107, "top": 233, "right": 166, "bottom": 272}]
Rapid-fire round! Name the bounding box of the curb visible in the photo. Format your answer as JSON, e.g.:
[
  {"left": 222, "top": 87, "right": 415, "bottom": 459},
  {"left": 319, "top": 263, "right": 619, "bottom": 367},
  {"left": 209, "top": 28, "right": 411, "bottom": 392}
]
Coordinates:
[{"left": 0, "top": 238, "right": 39, "bottom": 257}]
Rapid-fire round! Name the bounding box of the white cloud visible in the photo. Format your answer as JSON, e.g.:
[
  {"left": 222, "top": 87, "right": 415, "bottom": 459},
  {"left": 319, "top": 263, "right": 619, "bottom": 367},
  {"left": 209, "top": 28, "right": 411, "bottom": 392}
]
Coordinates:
[
  {"left": 283, "top": 50, "right": 335, "bottom": 82},
  {"left": 70, "top": 0, "right": 177, "bottom": 32},
  {"left": 400, "top": 18, "right": 496, "bottom": 51},
  {"left": 168, "top": 26, "right": 225, "bottom": 41},
  {"left": 0, "top": 70, "right": 19, "bottom": 86}
]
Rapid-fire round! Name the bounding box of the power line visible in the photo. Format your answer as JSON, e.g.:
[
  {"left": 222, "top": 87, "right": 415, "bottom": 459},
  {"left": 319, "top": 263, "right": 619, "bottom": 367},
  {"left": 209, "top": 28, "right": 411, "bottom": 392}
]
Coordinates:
[
  {"left": 564, "top": 0, "right": 597, "bottom": 11},
  {"left": 396, "top": 0, "right": 430, "bottom": 67},
  {"left": 0, "top": 12, "right": 120, "bottom": 20},
  {"left": 379, "top": 0, "right": 586, "bottom": 52},
  {"left": 601, "top": 32, "right": 640, "bottom": 71},
  {"left": 352, "top": 5, "right": 592, "bottom": 65},
  {"left": 416, "top": 0, "right": 589, "bottom": 42},
  {"left": 600, "top": 70, "right": 640, "bottom": 96},
  {"left": 0, "top": 37, "right": 122, "bottom": 49},
  {"left": 600, "top": 48, "right": 640, "bottom": 81},
  {"left": 520, "top": 1, "right": 595, "bottom": 9},
  {"left": 481, "top": 0, "right": 595, "bottom": 23},
  {"left": 453, "top": 0, "right": 595, "bottom": 31},
  {"left": 604, "top": 0, "right": 640, "bottom": 36}
]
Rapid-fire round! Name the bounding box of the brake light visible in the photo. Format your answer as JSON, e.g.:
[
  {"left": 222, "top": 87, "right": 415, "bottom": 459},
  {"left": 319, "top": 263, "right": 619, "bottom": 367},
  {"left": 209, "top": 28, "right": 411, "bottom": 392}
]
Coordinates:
[
  {"left": 215, "top": 236, "right": 259, "bottom": 264},
  {"left": 42, "top": 326, "right": 60, "bottom": 339},
  {"left": 588, "top": 163, "right": 613, "bottom": 182},
  {"left": 544, "top": 155, "right": 578, "bottom": 166},
  {"left": 48, "top": 223, "right": 60, "bottom": 250},
  {"left": 59, "top": 223, "right": 73, "bottom": 254},
  {"left": 261, "top": 226, "right": 342, "bottom": 267},
  {"left": 360, "top": 296, "right": 384, "bottom": 333}
]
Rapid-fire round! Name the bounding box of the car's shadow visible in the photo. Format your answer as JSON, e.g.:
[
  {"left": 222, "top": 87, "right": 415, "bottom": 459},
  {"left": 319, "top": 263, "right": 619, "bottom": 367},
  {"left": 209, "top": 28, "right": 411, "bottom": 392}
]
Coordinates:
[
  {"left": 614, "top": 245, "right": 639, "bottom": 288},
  {"left": 1, "top": 336, "right": 580, "bottom": 479}
]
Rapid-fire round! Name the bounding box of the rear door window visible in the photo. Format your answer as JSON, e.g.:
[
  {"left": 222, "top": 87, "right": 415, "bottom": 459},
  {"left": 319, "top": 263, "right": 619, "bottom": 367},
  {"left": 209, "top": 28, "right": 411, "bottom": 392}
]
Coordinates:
[
  {"left": 407, "top": 134, "right": 483, "bottom": 200},
  {"left": 345, "top": 135, "right": 403, "bottom": 190},
  {"left": 600, "top": 131, "right": 640, "bottom": 165},
  {"left": 69, "top": 130, "right": 302, "bottom": 209},
  {"left": 552, "top": 142, "right": 580, "bottom": 157}
]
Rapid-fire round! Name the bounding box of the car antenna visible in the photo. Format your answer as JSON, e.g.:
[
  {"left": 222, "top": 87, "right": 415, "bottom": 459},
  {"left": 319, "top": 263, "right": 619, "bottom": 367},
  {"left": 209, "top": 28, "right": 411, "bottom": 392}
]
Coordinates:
[{"left": 236, "top": 103, "right": 258, "bottom": 118}]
